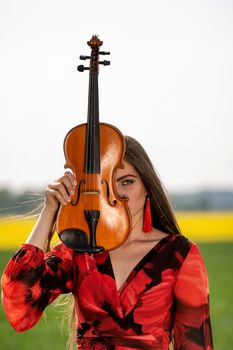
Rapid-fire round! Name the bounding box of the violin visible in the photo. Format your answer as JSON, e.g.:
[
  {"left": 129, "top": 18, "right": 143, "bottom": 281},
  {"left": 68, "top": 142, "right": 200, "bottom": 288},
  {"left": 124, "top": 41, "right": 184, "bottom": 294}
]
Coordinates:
[{"left": 56, "top": 35, "right": 131, "bottom": 253}]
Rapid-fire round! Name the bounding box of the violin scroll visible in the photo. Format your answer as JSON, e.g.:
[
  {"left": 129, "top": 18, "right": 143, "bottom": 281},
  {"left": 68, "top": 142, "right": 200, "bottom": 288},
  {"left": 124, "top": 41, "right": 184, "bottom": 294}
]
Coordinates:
[{"left": 77, "top": 35, "right": 110, "bottom": 73}]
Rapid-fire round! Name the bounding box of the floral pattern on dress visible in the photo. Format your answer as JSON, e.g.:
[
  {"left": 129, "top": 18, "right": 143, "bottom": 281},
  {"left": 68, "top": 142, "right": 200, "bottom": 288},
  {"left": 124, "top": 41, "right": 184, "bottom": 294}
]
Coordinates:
[{"left": 1, "top": 234, "right": 213, "bottom": 349}]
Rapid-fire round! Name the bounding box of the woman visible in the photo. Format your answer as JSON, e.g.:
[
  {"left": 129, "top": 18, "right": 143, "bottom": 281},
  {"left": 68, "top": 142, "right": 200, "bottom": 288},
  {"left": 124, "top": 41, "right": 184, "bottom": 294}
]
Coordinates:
[{"left": 1, "top": 136, "right": 213, "bottom": 349}]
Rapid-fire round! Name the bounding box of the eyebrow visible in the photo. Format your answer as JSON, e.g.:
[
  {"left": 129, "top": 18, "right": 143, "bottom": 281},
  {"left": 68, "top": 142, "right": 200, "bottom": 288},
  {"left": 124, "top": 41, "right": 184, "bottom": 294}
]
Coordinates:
[{"left": 116, "top": 174, "right": 137, "bottom": 182}]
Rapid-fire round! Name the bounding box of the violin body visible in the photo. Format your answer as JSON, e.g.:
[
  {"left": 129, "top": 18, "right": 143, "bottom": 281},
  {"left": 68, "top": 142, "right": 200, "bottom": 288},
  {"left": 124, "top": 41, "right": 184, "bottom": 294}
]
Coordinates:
[{"left": 57, "top": 122, "right": 131, "bottom": 251}]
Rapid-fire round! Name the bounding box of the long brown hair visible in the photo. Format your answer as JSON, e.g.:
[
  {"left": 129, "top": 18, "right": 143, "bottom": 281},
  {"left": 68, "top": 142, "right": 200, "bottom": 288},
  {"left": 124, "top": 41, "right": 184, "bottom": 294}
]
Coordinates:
[{"left": 124, "top": 135, "right": 182, "bottom": 236}]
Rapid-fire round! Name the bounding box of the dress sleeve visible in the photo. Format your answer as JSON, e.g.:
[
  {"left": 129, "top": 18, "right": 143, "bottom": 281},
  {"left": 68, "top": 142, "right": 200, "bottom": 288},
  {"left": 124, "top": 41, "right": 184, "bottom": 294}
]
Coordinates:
[
  {"left": 173, "top": 242, "right": 214, "bottom": 350},
  {"left": 1, "top": 242, "right": 74, "bottom": 332}
]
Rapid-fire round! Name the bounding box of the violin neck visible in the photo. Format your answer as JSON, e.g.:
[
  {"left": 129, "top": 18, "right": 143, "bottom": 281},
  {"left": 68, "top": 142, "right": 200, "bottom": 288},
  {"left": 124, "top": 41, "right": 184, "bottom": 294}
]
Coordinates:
[{"left": 85, "top": 72, "right": 100, "bottom": 173}]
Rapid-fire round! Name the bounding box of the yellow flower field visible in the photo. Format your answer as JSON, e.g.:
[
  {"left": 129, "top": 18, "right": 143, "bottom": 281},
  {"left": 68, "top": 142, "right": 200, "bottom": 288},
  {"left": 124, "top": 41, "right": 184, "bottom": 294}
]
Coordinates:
[
  {"left": 176, "top": 211, "right": 233, "bottom": 242},
  {"left": 0, "top": 216, "right": 59, "bottom": 250},
  {"left": 0, "top": 211, "right": 233, "bottom": 250}
]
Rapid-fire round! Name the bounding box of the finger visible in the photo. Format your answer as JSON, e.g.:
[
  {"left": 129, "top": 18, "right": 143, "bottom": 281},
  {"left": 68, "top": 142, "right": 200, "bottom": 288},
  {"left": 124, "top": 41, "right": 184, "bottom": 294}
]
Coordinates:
[
  {"left": 63, "top": 172, "right": 77, "bottom": 195},
  {"left": 64, "top": 171, "right": 77, "bottom": 186},
  {"left": 54, "top": 175, "right": 73, "bottom": 196},
  {"left": 48, "top": 182, "right": 71, "bottom": 203},
  {"left": 60, "top": 175, "right": 74, "bottom": 196},
  {"left": 57, "top": 172, "right": 77, "bottom": 194},
  {"left": 46, "top": 188, "right": 68, "bottom": 206}
]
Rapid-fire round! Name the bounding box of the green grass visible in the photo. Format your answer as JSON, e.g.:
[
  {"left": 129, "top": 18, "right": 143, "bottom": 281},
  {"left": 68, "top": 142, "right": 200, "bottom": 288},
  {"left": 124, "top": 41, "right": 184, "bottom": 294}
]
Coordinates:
[
  {"left": 198, "top": 242, "right": 233, "bottom": 349},
  {"left": 1, "top": 243, "right": 233, "bottom": 349}
]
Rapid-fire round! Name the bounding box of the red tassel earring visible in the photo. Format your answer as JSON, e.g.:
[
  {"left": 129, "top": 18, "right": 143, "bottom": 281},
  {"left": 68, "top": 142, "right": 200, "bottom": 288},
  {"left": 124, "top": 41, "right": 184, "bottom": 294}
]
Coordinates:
[{"left": 143, "top": 196, "right": 152, "bottom": 233}]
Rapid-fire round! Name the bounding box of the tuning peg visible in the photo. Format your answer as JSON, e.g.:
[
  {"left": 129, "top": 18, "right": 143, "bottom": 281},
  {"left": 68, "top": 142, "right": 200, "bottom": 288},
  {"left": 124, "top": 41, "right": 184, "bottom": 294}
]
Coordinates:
[
  {"left": 99, "top": 51, "right": 110, "bottom": 55},
  {"left": 80, "top": 55, "right": 91, "bottom": 60},
  {"left": 99, "top": 60, "right": 111, "bottom": 66},
  {"left": 77, "top": 65, "right": 90, "bottom": 72}
]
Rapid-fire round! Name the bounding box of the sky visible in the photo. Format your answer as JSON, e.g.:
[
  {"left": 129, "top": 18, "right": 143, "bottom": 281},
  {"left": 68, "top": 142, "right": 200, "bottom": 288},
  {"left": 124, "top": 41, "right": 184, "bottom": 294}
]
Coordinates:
[{"left": 0, "top": 0, "right": 233, "bottom": 194}]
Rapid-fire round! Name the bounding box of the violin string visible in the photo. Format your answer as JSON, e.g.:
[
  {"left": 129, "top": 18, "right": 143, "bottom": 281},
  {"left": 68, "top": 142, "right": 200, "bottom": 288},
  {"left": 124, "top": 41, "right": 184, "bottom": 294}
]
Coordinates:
[
  {"left": 86, "top": 64, "right": 92, "bottom": 202},
  {"left": 90, "top": 70, "right": 95, "bottom": 199},
  {"left": 93, "top": 71, "right": 95, "bottom": 208},
  {"left": 89, "top": 71, "right": 93, "bottom": 198},
  {"left": 85, "top": 71, "right": 89, "bottom": 203},
  {"left": 93, "top": 68, "right": 98, "bottom": 204},
  {"left": 91, "top": 71, "right": 94, "bottom": 199},
  {"left": 92, "top": 69, "right": 95, "bottom": 198}
]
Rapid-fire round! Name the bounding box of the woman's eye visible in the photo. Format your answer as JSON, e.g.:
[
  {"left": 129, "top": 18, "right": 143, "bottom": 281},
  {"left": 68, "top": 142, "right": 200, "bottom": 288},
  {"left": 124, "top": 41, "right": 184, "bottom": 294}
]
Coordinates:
[{"left": 121, "top": 179, "right": 134, "bottom": 186}]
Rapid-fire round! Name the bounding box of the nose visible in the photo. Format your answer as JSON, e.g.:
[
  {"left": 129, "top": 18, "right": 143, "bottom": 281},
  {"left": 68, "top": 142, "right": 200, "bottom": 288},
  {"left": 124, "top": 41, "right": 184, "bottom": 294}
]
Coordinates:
[
  {"left": 115, "top": 185, "right": 127, "bottom": 199},
  {"left": 116, "top": 189, "right": 127, "bottom": 199}
]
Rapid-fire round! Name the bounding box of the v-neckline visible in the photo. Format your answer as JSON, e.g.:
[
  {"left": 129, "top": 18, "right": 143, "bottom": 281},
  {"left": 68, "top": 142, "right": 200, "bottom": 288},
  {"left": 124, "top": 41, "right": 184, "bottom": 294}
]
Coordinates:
[{"left": 108, "top": 234, "right": 175, "bottom": 294}]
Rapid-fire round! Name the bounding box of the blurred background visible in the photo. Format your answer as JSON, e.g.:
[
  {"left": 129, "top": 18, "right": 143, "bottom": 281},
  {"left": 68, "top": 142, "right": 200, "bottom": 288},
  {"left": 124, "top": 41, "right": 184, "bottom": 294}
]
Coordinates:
[{"left": 0, "top": 0, "right": 233, "bottom": 349}]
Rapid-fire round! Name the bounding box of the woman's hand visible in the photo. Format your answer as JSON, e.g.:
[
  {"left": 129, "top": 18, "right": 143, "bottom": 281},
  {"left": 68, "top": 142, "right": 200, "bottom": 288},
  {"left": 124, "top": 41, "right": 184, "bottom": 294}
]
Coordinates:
[
  {"left": 44, "top": 171, "right": 77, "bottom": 213},
  {"left": 25, "top": 172, "right": 77, "bottom": 251}
]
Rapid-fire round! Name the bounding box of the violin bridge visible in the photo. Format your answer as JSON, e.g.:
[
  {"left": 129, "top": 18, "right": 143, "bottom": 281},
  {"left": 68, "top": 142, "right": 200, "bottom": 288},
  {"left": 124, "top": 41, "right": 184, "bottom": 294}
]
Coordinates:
[{"left": 82, "top": 191, "right": 100, "bottom": 195}]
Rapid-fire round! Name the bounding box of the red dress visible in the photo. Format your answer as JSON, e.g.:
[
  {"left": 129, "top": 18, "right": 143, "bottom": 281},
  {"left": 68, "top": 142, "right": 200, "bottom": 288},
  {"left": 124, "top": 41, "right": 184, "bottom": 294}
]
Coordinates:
[{"left": 1, "top": 234, "right": 213, "bottom": 349}]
